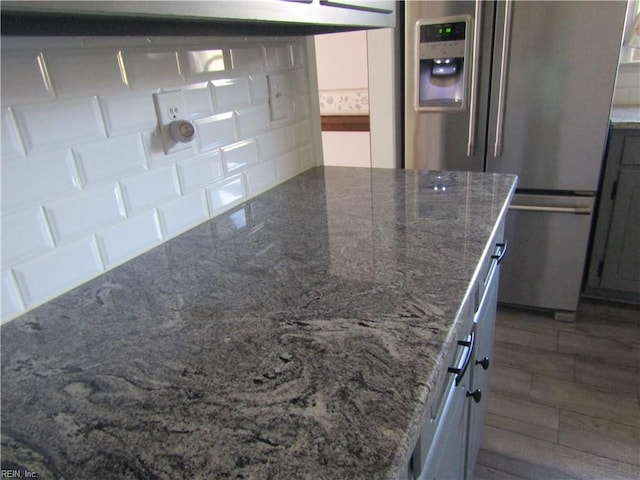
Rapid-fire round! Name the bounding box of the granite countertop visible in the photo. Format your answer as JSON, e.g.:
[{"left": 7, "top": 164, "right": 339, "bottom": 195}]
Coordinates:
[
  {"left": 1, "top": 166, "right": 517, "bottom": 480},
  {"left": 611, "top": 105, "right": 640, "bottom": 129}
]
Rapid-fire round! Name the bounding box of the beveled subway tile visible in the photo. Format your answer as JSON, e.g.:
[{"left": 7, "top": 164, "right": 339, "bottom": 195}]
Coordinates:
[
  {"left": 206, "top": 174, "right": 245, "bottom": 215},
  {"left": 183, "top": 83, "right": 215, "bottom": 119},
  {"left": 1, "top": 269, "right": 24, "bottom": 322},
  {"left": 275, "top": 150, "right": 300, "bottom": 181},
  {"left": 236, "top": 104, "right": 270, "bottom": 139},
  {"left": 96, "top": 211, "right": 162, "bottom": 269},
  {"left": 13, "top": 236, "right": 103, "bottom": 308},
  {"left": 1, "top": 108, "right": 26, "bottom": 159},
  {"left": 250, "top": 74, "right": 270, "bottom": 104},
  {"left": 0, "top": 50, "right": 54, "bottom": 105},
  {"left": 44, "top": 184, "right": 124, "bottom": 245},
  {"left": 195, "top": 112, "right": 237, "bottom": 152},
  {"left": 244, "top": 160, "right": 276, "bottom": 196},
  {"left": 45, "top": 48, "right": 127, "bottom": 98},
  {"left": 99, "top": 91, "right": 157, "bottom": 136},
  {"left": 1, "top": 150, "right": 79, "bottom": 212},
  {"left": 184, "top": 48, "right": 226, "bottom": 79},
  {"left": 212, "top": 77, "right": 252, "bottom": 113},
  {"left": 264, "top": 44, "right": 292, "bottom": 71},
  {"left": 176, "top": 151, "right": 224, "bottom": 192},
  {"left": 230, "top": 46, "right": 264, "bottom": 72},
  {"left": 1, "top": 206, "right": 53, "bottom": 268},
  {"left": 157, "top": 191, "right": 209, "bottom": 239},
  {"left": 119, "top": 166, "right": 180, "bottom": 216},
  {"left": 221, "top": 139, "right": 259, "bottom": 174},
  {"left": 13, "top": 97, "right": 106, "bottom": 154},
  {"left": 122, "top": 49, "right": 184, "bottom": 89},
  {"left": 73, "top": 134, "right": 147, "bottom": 187}
]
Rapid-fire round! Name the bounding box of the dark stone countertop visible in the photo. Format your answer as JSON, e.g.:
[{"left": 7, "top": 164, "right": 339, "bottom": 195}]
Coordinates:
[{"left": 1, "top": 166, "right": 517, "bottom": 480}]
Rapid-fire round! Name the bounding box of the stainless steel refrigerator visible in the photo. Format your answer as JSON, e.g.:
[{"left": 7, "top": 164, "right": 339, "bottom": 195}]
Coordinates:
[{"left": 404, "top": 0, "right": 627, "bottom": 320}]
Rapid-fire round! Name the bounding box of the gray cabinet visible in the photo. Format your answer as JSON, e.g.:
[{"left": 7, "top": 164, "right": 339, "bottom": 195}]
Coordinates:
[
  {"left": 586, "top": 128, "right": 640, "bottom": 302},
  {"left": 410, "top": 230, "right": 504, "bottom": 480},
  {"left": 1, "top": 0, "right": 395, "bottom": 35}
]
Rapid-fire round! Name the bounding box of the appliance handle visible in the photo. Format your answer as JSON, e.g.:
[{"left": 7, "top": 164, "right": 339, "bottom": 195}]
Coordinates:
[
  {"left": 509, "top": 205, "right": 593, "bottom": 215},
  {"left": 466, "top": 0, "right": 483, "bottom": 157},
  {"left": 493, "top": 0, "right": 513, "bottom": 158}
]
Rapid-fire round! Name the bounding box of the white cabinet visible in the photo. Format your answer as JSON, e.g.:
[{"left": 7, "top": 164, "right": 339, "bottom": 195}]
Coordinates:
[
  {"left": 410, "top": 230, "right": 505, "bottom": 480},
  {"left": 1, "top": 0, "right": 396, "bottom": 35}
]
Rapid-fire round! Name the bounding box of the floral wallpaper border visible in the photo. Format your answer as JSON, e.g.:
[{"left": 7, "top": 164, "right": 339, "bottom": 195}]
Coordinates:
[{"left": 318, "top": 88, "right": 369, "bottom": 115}]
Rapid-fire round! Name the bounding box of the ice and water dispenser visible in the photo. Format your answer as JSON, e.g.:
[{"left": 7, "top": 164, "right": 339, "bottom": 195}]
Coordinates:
[{"left": 415, "top": 15, "right": 473, "bottom": 112}]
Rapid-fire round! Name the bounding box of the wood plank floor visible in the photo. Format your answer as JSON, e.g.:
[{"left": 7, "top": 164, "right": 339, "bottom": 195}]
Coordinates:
[{"left": 474, "top": 300, "right": 640, "bottom": 480}]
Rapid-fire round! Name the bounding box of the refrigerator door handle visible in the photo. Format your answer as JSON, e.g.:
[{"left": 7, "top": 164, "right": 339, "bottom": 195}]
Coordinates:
[
  {"left": 466, "top": 0, "right": 483, "bottom": 157},
  {"left": 508, "top": 193, "right": 595, "bottom": 215},
  {"left": 493, "top": 0, "right": 514, "bottom": 158},
  {"left": 509, "top": 205, "right": 592, "bottom": 215}
]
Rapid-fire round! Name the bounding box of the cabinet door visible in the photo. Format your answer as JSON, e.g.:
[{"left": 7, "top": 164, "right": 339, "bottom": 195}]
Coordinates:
[
  {"left": 467, "top": 260, "right": 500, "bottom": 477},
  {"left": 600, "top": 168, "right": 640, "bottom": 293},
  {"left": 419, "top": 380, "right": 469, "bottom": 480}
]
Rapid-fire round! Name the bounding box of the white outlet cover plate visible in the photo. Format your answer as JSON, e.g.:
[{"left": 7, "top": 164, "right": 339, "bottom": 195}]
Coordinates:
[{"left": 153, "top": 91, "right": 191, "bottom": 155}]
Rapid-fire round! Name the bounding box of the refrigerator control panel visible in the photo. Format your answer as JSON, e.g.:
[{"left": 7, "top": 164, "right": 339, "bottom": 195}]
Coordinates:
[{"left": 415, "top": 15, "right": 473, "bottom": 112}]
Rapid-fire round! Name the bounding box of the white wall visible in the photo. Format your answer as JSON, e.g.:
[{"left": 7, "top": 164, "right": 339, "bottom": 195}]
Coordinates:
[{"left": 0, "top": 36, "right": 319, "bottom": 323}]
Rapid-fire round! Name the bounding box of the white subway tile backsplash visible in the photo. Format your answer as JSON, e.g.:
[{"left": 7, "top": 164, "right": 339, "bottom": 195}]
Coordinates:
[
  {"left": 291, "top": 44, "right": 306, "bottom": 68},
  {"left": 100, "top": 91, "right": 157, "bottom": 136},
  {"left": 236, "top": 104, "right": 271, "bottom": 139},
  {"left": 206, "top": 174, "right": 246, "bottom": 214},
  {"left": 44, "top": 184, "right": 125, "bottom": 245},
  {"left": 0, "top": 36, "right": 317, "bottom": 323},
  {"left": 14, "top": 236, "right": 103, "bottom": 308},
  {"left": 275, "top": 151, "right": 301, "bottom": 181},
  {"left": 120, "top": 166, "right": 180, "bottom": 216},
  {"left": 299, "top": 145, "right": 316, "bottom": 170},
  {"left": 96, "top": 211, "right": 162, "bottom": 269},
  {"left": 1, "top": 270, "right": 24, "bottom": 322},
  {"left": 45, "top": 48, "right": 127, "bottom": 98},
  {"left": 257, "top": 127, "right": 294, "bottom": 159},
  {"left": 74, "top": 134, "right": 148, "bottom": 187},
  {"left": 222, "top": 139, "right": 259, "bottom": 174},
  {"left": 250, "top": 75, "right": 270, "bottom": 104},
  {"left": 292, "top": 120, "right": 312, "bottom": 147},
  {"left": 244, "top": 160, "right": 277, "bottom": 196},
  {"left": 0, "top": 51, "right": 54, "bottom": 105},
  {"left": 122, "top": 49, "right": 184, "bottom": 89},
  {"left": 183, "top": 83, "right": 215, "bottom": 119},
  {"left": 158, "top": 191, "right": 209, "bottom": 239},
  {"left": 184, "top": 48, "right": 226, "bottom": 79},
  {"left": 176, "top": 151, "right": 224, "bottom": 192},
  {"left": 1, "top": 108, "right": 25, "bottom": 159},
  {"left": 212, "top": 78, "right": 252, "bottom": 112},
  {"left": 264, "top": 44, "right": 292, "bottom": 71},
  {"left": 1, "top": 150, "right": 79, "bottom": 212},
  {"left": 13, "top": 97, "right": 106, "bottom": 153},
  {"left": 1, "top": 207, "right": 53, "bottom": 268},
  {"left": 195, "top": 112, "right": 237, "bottom": 152},
  {"left": 230, "top": 47, "right": 264, "bottom": 72}
]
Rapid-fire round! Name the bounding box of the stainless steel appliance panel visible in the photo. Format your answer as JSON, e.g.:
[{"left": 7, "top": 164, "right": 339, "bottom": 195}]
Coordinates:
[
  {"left": 498, "top": 194, "right": 595, "bottom": 315},
  {"left": 485, "top": 1, "right": 625, "bottom": 192},
  {"left": 405, "top": 0, "right": 495, "bottom": 173}
]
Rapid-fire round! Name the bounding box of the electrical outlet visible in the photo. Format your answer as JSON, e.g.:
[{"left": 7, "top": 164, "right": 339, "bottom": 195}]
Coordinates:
[
  {"left": 153, "top": 91, "right": 194, "bottom": 155},
  {"left": 267, "top": 74, "right": 289, "bottom": 121}
]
